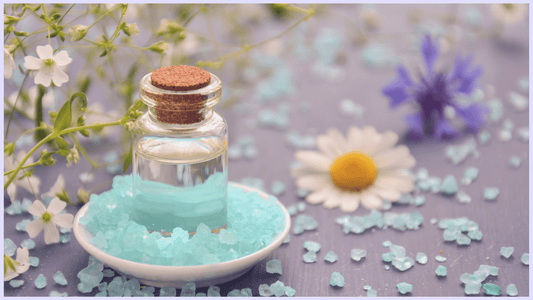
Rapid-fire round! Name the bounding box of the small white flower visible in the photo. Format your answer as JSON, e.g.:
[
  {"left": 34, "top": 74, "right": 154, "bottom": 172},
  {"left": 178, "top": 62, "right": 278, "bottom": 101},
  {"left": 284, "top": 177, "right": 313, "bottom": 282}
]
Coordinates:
[
  {"left": 41, "top": 174, "right": 69, "bottom": 206},
  {"left": 66, "top": 147, "right": 79, "bottom": 167},
  {"left": 491, "top": 4, "right": 528, "bottom": 25},
  {"left": 23, "top": 44, "right": 72, "bottom": 87},
  {"left": 4, "top": 247, "right": 30, "bottom": 281},
  {"left": 67, "top": 24, "right": 89, "bottom": 42},
  {"left": 25, "top": 197, "right": 74, "bottom": 244},
  {"left": 4, "top": 150, "right": 41, "bottom": 203},
  {"left": 6, "top": 86, "right": 55, "bottom": 119},
  {"left": 4, "top": 48, "right": 16, "bottom": 79},
  {"left": 291, "top": 126, "right": 416, "bottom": 212}
]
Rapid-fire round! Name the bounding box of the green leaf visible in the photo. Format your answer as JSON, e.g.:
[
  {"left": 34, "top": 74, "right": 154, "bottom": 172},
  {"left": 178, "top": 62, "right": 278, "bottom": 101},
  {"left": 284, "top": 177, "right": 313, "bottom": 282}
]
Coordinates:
[
  {"left": 50, "top": 13, "right": 61, "bottom": 20},
  {"left": 58, "top": 148, "right": 69, "bottom": 157},
  {"left": 59, "top": 31, "right": 65, "bottom": 42},
  {"left": 123, "top": 138, "right": 133, "bottom": 173},
  {"left": 99, "top": 49, "right": 107, "bottom": 57},
  {"left": 13, "top": 30, "right": 29, "bottom": 36},
  {"left": 79, "top": 129, "right": 90, "bottom": 137},
  {"left": 76, "top": 116, "right": 85, "bottom": 127},
  {"left": 53, "top": 92, "right": 88, "bottom": 133},
  {"left": 54, "top": 136, "right": 70, "bottom": 149}
]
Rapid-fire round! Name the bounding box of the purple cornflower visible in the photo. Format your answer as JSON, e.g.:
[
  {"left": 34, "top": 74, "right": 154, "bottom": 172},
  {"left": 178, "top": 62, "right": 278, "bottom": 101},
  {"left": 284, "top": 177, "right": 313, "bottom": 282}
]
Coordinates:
[{"left": 381, "top": 34, "right": 489, "bottom": 140}]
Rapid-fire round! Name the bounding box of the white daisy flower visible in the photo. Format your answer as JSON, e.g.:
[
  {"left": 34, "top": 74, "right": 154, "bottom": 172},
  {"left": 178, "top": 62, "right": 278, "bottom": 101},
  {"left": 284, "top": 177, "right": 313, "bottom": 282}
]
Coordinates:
[
  {"left": 4, "top": 150, "right": 41, "bottom": 203},
  {"left": 25, "top": 197, "right": 74, "bottom": 244},
  {"left": 4, "top": 247, "right": 30, "bottom": 281},
  {"left": 23, "top": 44, "right": 72, "bottom": 87},
  {"left": 4, "top": 48, "right": 16, "bottom": 79},
  {"left": 491, "top": 4, "right": 528, "bottom": 25},
  {"left": 291, "top": 126, "right": 416, "bottom": 212}
]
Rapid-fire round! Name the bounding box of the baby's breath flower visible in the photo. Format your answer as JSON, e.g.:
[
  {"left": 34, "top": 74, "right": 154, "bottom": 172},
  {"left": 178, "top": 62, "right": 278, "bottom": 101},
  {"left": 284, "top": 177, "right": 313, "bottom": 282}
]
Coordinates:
[
  {"left": 25, "top": 197, "right": 74, "bottom": 245},
  {"left": 67, "top": 25, "right": 89, "bottom": 42},
  {"left": 23, "top": 44, "right": 72, "bottom": 87},
  {"left": 4, "top": 47, "right": 16, "bottom": 79},
  {"left": 66, "top": 147, "right": 79, "bottom": 167},
  {"left": 4, "top": 247, "right": 30, "bottom": 281}
]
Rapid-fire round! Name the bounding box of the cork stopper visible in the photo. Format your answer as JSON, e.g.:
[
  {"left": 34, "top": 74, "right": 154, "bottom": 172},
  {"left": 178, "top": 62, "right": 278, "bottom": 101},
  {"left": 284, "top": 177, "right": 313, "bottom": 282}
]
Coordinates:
[
  {"left": 139, "top": 65, "right": 221, "bottom": 125},
  {"left": 151, "top": 65, "right": 211, "bottom": 91}
]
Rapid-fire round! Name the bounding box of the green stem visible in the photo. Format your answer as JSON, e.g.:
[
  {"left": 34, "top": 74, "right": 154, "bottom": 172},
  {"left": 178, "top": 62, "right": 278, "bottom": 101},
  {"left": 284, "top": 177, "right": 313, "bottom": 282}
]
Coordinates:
[
  {"left": 68, "top": 132, "right": 100, "bottom": 168},
  {"left": 107, "top": 7, "right": 125, "bottom": 44},
  {"left": 3, "top": 161, "right": 41, "bottom": 176},
  {"left": 87, "top": 5, "right": 121, "bottom": 30},
  {"left": 4, "top": 120, "right": 121, "bottom": 190},
  {"left": 4, "top": 72, "right": 30, "bottom": 140},
  {"left": 57, "top": 4, "right": 75, "bottom": 24}
]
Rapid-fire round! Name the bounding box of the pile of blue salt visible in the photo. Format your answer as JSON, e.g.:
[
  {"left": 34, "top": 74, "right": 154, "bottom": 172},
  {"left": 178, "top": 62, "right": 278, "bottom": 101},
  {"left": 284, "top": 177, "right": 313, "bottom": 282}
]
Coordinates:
[{"left": 80, "top": 175, "right": 286, "bottom": 266}]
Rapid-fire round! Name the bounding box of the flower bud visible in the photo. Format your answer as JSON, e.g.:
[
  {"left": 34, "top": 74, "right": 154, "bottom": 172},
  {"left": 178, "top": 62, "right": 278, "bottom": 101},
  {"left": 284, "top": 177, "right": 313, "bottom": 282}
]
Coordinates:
[{"left": 67, "top": 25, "right": 88, "bottom": 42}]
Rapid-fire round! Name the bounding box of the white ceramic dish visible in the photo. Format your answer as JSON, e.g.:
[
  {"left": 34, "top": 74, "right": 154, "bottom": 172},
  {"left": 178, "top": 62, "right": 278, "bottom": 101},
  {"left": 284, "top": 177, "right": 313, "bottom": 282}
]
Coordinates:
[{"left": 72, "top": 182, "right": 291, "bottom": 288}]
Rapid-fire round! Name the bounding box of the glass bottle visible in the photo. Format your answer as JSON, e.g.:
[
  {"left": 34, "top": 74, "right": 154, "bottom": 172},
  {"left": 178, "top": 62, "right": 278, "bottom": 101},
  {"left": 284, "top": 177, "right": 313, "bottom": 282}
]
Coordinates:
[{"left": 131, "top": 68, "right": 227, "bottom": 235}]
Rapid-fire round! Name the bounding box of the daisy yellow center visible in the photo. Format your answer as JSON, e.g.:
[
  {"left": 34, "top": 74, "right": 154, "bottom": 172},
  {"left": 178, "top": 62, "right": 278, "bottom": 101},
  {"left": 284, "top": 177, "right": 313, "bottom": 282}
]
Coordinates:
[
  {"left": 42, "top": 212, "right": 52, "bottom": 222},
  {"left": 330, "top": 152, "right": 377, "bottom": 192}
]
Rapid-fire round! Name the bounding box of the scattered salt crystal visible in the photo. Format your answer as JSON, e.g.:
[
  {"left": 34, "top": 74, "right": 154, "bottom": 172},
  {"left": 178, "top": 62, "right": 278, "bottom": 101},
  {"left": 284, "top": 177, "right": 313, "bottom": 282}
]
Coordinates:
[
  {"left": 283, "top": 235, "right": 290, "bottom": 244},
  {"left": 285, "top": 286, "right": 296, "bottom": 297},
  {"left": 160, "top": 287, "right": 176, "bottom": 296},
  {"left": 457, "top": 191, "right": 471, "bottom": 204},
  {"left": 60, "top": 227, "right": 71, "bottom": 234},
  {"left": 517, "top": 127, "right": 529, "bottom": 142},
  {"left": 107, "top": 276, "right": 125, "bottom": 296},
  {"left": 296, "top": 188, "right": 309, "bottom": 198},
  {"left": 339, "top": 99, "right": 365, "bottom": 119},
  {"left": 266, "top": 259, "right": 283, "bottom": 274},
  {"left": 381, "top": 200, "right": 392, "bottom": 210},
  {"left": 397, "top": 194, "right": 412, "bottom": 204},
  {"left": 416, "top": 253, "right": 428, "bottom": 264},
  {"left": 465, "top": 282, "right": 481, "bottom": 295},
  {"left": 270, "top": 280, "right": 286, "bottom": 297},
  {"left": 241, "top": 288, "right": 252, "bottom": 297},
  {"left": 330, "top": 272, "right": 345, "bottom": 287},
  {"left": 29, "top": 256, "right": 39, "bottom": 267},
  {"left": 367, "top": 289, "right": 377, "bottom": 297},
  {"left": 227, "top": 145, "right": 243, "bottom": 160},
  {"left": 103, "top": 269, "right": 114, "bottom": 277},
  {"left": 21, "top": 198, "right": 32, "bottom": 212},
  {"left": 77, "top": 263, "right": 103, "bottom": 288},
  {"left": 4, "top": 238, "right": 17, "bottom": 256},
  {"left": 456, "top": 234, "right": 471, "bottom": 245},
  {"left": 441, "top": 175, "right": 458, "bottom": 196},
  {"left": 79, "top": 172, "right": 94, "bottom": 183},
  {"left": 259, "top": 284, "right": 272, "bottom": 297},
  {"left": 500, "top": 246, "right": 514, "bottom": 258},
  {"left": 384, "top": 265, "right": 390, "bottom": 270},
  {"left": 324, "top": 251, "right": 338, "bottom": 263},
  {"left": 479, "top": 264, "right": 498, "bottom": 276},
  {"left": 508, "top": 91, "right": 528, "bottom": 112},
  {"left": 397, "top": 282, "right": 413, "bottom": 294},
  {"left": 435, "top": 265, "right": 447, "bottom": 276},
  {"left": 478, "top": 130, "right": 491, "bottom": 145},
  {"left": 49, "top": 291, "right": 68, "bottom": 297},
  {"left": 91, "top": 231, "right": 108, "bottom": 249},
  {"left": 417, "top": 168, "right": 429, "bottom": 181},
  {"left": 350, "top": 249, "right": 367, "bottom": 261},
  {"left": 488, "top": 99, "right": 504, "bottom": 122},
  {"left": 435, "top": 255, "right": 447, "bottom": 262},
  {"left": 270, "top": 181, "right": 286, "bottom": 196},
  {"left": 413, "top": 195, "right": 425, "bottom": 206},
  {"left": 297, "top": 202, "right": 306, "bottom": 212},
  {"left": 506, "top": 284, "right": 518, "bottom": 296},
  {"left": 98, "top": 282, "right": 107, "bottom": 292},
  {"left": 521, "top": 253, "right": 529, "bottom": 265},
  {"left": 20, "top": 238, "right": 35, "bottom": 250},
  {"left": 6, "top": 200, "right": 22, "bottom": 215},
  {"left": 445, "top": 138, "right": 478, "bottom": 165},
  {"left": 499, "top": 129, "right": 512, "bottom": 142},
  {"left": 467, "top": 230, "right": 483, "bottom": 241},
  {"left": 60, "top": 234, "right": 71, "bottom": 243},
  {"left": 509, "top": 155, "right": 521, "bottom": 168},
  {"left": 180, "top": 282, "right": 196, "bottom": 297},
  {"left": 34, "top": 274, "right": 47, "bottom": 289},
  {"left": 243, "top": 146, "right": 258, "bottom": 159},
  {"left": 517, "top": 76, "right": 529, "bottom": 92},
  {"left": 303, "top": 251, "right": 317, "bottom": 263},
  {"left": 287, "top": 205, "right": 298, "bottom": 216},
  {"left": 484, "top": 187, "right": 499, "bottom": 201},
  {"left": 430, "top": 218, "right": 438, "bottom": 225},
  {"left": 392, "top": 256, "right": 415, "bottom": 271},
  {"left": 304, "top": 241, "right": 321, "bottom": 252},
  {"left": 9, "top": 279, "right": 24, "bottom": 288},
  {"left": 382, "top": 240, "right": 392, "bottom": 247},
  {"left": 483, "top": 283, "right": 502, "bottom": 296},
  {"left": 461, "top": 167, "right": 479, "bottom": 185},
  {"left": 207, "top": 286, "right": 221, "bottom": 297},
  {"left": 294, "top": 214, "right": 318, "bottom": 234},
  {"left": 53, "top": 271, "right": 68, "bottom": 285}
]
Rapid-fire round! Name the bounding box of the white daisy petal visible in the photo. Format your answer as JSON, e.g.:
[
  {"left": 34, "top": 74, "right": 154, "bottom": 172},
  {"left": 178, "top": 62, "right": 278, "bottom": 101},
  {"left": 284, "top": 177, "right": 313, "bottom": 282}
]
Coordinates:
[
  {"left": 25, "top": 219, "right": 45, "bottom": 238},
  {"left": 290, "top": 166, "right": 323, "bottom": 178},
  {"left": 296, "top": 174, "right": 329, "bottom": 191},
  {"left": 373, "top": 145, "right": 415, "bottom": 169},
  {"left": 306, "top": 186, "right": 333, "bottom": 204},
  {"left": 327, "top": 127, "right": 349, "bottom": 154},
  {"left": 51, "top": 68, "right": 69, "bottom": 87},
  {"left": 36, "top": 44, "right": 54, "bottom": 59},
  {"left": 43, "top": 221, "right": 60, "bottom": 244},
  {"left": 315, "top": 135, "right": 338, "bottom": 159},
  {"left": 34, "top": 69, "right": 53, "bottom": 87},
  {"left": 339, "top": 193, "right": 360, "bottom": 212},
  {"left": 295, "top": 151, "right": 331, "bottom": 172},
  {"left": 357, "top": 126, "right": 381, "bottom": 154},
  {"left": 373, "top": 174, "right": 414, "bottom": 194},
  {"left": 347, "top": 126, "right": 363, "bottom": 150},
  {"left": 23, "top": 56, "right": 43, "bottom": 70},
  {"left": 360, "top": 191, "right": 383, "bottom": 210},
  {"left": 53, "top": 50, "right": 72, "bottom": 66},
  {"left": 322, "top": 191, "right": 343, "bottom": 209},
  {"left": 47, "top": 197, "right": 67, "bottom": 214},
  {"left": 372, "top": 130, "right": 399, "bottom": 155},
  {"left": 373, "top": 186, "right": 402, "bottom": 201},
  {"left": 27, "top": 200, "right": 47, "bottom": 216},
  {"left": 53, "top": 213, "right": 74, "bottom": 228}
]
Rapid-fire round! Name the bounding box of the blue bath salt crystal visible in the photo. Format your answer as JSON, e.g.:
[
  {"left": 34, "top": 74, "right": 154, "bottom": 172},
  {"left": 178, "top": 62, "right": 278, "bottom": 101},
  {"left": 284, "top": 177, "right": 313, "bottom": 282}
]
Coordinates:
[
  {"left": 90, "top": 231, "right": 108, "bottom": 249},
  {"left": 483, "top": 283, "right": 502, "bottom": 296},
  {"left": 508, "top": 91, "right": 528, "bottom": 112},
  {"left": 509, "top": 155, "right": 521, "bottom": 168},
  {"left": 29, "top": 256, "right": 39, "bottom": 267},
  {"left": 60, "top": 227, "right": 71, "bottom": 234},
  {"left": 304, "top": 241, "right": 321, "bottom": 252},
  {"left": 521, "top": 253, "right": 529, "bottom": 265},
  {"left": 94, "top": 291, "right": 107, "bottom": 297},
  {"left": 465, "top": 282, "right": 482, "bottom": 295},
  {"left": 461, "top": 5, "right": 482, "bottom": 25},
  {"left": 381, "top": 200, "right": 392, "bottom": 210},
  {"left": 266, "top": 259, "right": 283, "bottom": 274},
  {"left": 77, "top": 263, "right": 104, "bottom": 287},
  {"left": 457, "top": 191, "right": 471, "bottom": 204},
  {"left": 21, "top": 238, "right": 35, "bottom": 250},
  {"left": 239, "top": 177, "right": 266, "bottom": 192},
  {"left": 259, "top": 284, "right": 272, "bottom": 297},
  {"left": 351, "top": 249, "right": 367, "bottom": 261},
  {"left": 160, "top": 287, "right": 176, "bottom": 296},
  {"left": 339, "top": 99, "right": 365, "bottom": 119},
  {"left": 6, "top": 200, "right": 22, "bottom": 215},
  {"left": 413, "top": 195, "right": 425, "bottom": 206},
  {"left": 484, "top": 187, "right": 499, "bottom": 201},
  {"left": 294, "top": 214, "right": 318, "bottom": 233},
  {"left": 518, "top": 76, "right": 529, "bottom": 92},
  {"left": 430, "top": 218, "right": 438, "bottom": 225},
  {"left": 467, "top": 230, "right": 483, "bottom": 240},
  {"left": 517, "top": 127, "right": 529, "bottom": 142},
  {"left": 227, "top": 145, "right": 243, "bottom": 160},
  {"left": 456, "top": 233, "right": 471, "bottom": 245},
  {"left": 477, "top": 130, "right": 491, "bottom": 145},
  {"left": 53, "top": 270, "right": 67, "bottom": 285},
  {"left": 330, "top": 272, "right": 345, "bottom": 287},
  {"left": 270, "top": 280, "right": 286, "bottom": 297},
  {"left": 270, "top": 180, "right": 286, "bottom": 196},
  {"left": 435, "top": 255, "right": 447, "bottom": 262},
  {"left": 283, "top": 235, "right": 290, "bottom": 244},
  {"left": 98, "top": 282, "right": 107, "bottom": 292},
  {"left": 382, "top": 240, "right": 392, "bottom": 247},
  {"left": 367, "top": 289, "right": 378, "bottom": 297},
  {"left": 139, "top": 286, "right": 155, "bottom": 296},
  {"left": 296, "top": 188, "right": 309, "bottom": 199},
  {"left": 34, "top": 274, "right": 47, "bottom": 289},
  {"left": 397, "top": 194, "right": 412, "bottom": 204},
  {"left": 180, "top": 282, "right": 196, "bottom": 297},
  {"left": 207, "top": 286, "right": 221, "bottom": 297},
  {"left": 500, "top": 247, "right": 514, "bottom": 258},
  {"left": 303, "top": 251, "right": 317, "bottom": 263},
  {"left": 9, "top": 279, "right": 24, "bottom": 288},
  {"left": 20, "top": 198, "right": 32, "bottom": 212},
  {"left": 416, "top": 253, "right": 428, "bottom": 264},
  {"left": 285, "top": 286, "right": 296, "bottom": 297},
  {"left": 445, "top": 138, "right": 479, "bottom": 165},
  {"left": 392, "top": 257, "right": 415, "bottom": 271},
  {"left": 397, "top": 282, "right": 412, "bottom": 294},
  {"left": 324, "top": 251, "right": 338, "bottom": 263},
  {"left": 441, "top": 175, "right": 458, "bottom": 196},
  {"left": 4, "top": 238, "right": 17, "bottom": 256},
  {"left": 297, "top": 202, "right": 306, "bottom": 212},
  {"left": 435, "top": 265, "right": 447, "bottom": 276},
  {"left": 287, "top": 205, "right": 298, "bottom": 216},
  {"left": 60, "top": 234, "right": 71, "bottom": 243},
  {"left": 488, "top": 99, "right": 504, "bottom": 122},
  {"left": 238, "top": 288, "right": 252, "bottom": 297},
  {"left": 499, "top": 129, "right": 512, "bottom": 142},
  {"left": 507, "top": 284, "right": 518, "bottom": 296},
  {"left": 461, "top": 167, "right": 479, "bottom": 185}
]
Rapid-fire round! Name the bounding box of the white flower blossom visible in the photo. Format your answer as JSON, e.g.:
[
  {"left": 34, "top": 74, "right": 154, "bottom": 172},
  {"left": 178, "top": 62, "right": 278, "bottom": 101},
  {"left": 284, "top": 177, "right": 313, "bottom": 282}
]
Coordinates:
[
  {"left": 4, "top": 150, "right": 41, "bottom": 203},
  {"left": 4, "top": 48, "right": 16, "bottom": 79},
  {"left": 4, "top": 247, "right": 30, "bottom": 281},
  {"left": 25, "top": 197, "right": 74, "bottom": 244},
  {"left": 23, "top": 44, "right": 72, "bottom": 87}
]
